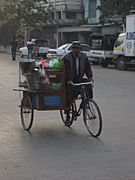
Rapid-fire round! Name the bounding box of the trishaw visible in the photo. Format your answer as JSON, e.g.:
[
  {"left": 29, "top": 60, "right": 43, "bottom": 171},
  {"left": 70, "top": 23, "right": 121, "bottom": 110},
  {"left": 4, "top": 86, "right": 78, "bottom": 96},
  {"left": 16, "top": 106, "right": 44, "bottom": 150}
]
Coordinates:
[{"left": 14, "top": 43, "right": 102, "bottom": 137}]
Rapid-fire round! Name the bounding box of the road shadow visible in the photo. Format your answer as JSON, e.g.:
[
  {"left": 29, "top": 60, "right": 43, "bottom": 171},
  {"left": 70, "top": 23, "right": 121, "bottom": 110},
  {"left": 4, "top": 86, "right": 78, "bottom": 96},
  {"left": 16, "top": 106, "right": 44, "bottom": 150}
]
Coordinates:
[{"left": 18, "top": 123, "right": 109, "bottom": 155}]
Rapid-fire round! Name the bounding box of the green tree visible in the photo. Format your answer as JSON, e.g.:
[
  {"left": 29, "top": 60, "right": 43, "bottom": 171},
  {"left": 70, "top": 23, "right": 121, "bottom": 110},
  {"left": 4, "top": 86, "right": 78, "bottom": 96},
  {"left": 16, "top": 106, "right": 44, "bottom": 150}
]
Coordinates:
[
  {"left": 98, "top": 0, "right": 135, "bottom": 27},
  {"left": 18, "top": 0, "right": 52, "bottom": 27},
  {"left": 0, "top": 19, "right": 19, "bottom": 46},
  {"left": 1, "top": 0, "right": 51, "bottom": 28},
  {"left": 0, "top": 0, "right": 52, "bottom": 45}
]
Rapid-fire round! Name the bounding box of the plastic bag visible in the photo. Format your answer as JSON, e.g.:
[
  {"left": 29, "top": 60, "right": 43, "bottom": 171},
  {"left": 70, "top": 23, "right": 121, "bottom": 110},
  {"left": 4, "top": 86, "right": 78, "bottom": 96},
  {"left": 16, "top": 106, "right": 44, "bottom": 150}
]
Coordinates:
[
  {"left": 39, "top": 58, "right": 49, "bottom": 68},
  {"left": 39, "top": 66, "right": 50, "bottom": 86},
  {"left": 48, "top": 58, "right": 64, "bottom": 69}
]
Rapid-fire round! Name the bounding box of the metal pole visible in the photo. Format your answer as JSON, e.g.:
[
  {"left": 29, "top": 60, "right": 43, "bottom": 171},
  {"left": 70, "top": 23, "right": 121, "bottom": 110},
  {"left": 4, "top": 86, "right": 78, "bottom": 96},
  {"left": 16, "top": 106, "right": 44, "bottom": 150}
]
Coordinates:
[
  {"left": 54, "top": 0, "right": 56, "bottom": 20},
  {"left": 56, "top": 28, "right": 59, "bottom": 48},
  {"left": 24, "top": 26, "right": 27, "bottom": 46},
  {"left": 54, "top": 0, "right": 58, "bottom": 47}
]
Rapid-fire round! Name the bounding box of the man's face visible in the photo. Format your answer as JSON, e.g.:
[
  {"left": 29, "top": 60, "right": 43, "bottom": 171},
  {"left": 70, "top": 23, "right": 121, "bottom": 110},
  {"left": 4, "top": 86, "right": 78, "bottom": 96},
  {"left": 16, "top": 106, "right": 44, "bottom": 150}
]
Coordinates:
[{"left": 72, "top": 47, "right": 81, "bottom": 56}]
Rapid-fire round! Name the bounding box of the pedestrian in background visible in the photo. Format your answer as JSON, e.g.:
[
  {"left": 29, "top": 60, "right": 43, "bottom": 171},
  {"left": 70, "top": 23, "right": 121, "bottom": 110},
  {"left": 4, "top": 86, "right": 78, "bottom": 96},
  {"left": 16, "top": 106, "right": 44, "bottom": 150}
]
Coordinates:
[
  {"left": 10, "top": 37, "right": 18, "bottom": 61},
  {"left": 27, "top": 38, "right": 34, "bottom": 59}
]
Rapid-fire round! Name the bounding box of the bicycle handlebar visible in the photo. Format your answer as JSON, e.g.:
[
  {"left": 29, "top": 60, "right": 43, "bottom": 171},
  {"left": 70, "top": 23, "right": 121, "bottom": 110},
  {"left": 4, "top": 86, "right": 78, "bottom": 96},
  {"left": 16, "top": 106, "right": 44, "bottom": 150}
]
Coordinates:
[{"left": 68, "top": 80, "right": 94, "bottom": 86}]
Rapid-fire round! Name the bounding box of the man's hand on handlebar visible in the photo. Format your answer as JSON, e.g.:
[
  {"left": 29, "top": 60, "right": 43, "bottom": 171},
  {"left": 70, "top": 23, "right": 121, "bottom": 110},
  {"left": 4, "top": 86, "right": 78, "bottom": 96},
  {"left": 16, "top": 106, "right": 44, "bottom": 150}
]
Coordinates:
[
  {"left": 67, "top": 79, "right": 94, "bottom": 87},
  {"left": 67, "top": 79, "right": 94, "bottom": 85},
  {"left": 88, "top": 78, "right": 94, "bottom": 83},
  {"left": 67, "top": 81, "right": 73, "bottom": 85}
]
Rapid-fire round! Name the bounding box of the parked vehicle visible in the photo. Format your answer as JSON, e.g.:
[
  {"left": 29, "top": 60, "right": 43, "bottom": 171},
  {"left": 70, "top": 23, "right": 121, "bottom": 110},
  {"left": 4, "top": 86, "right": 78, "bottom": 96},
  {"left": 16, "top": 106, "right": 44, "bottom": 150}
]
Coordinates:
[
  {"left": 20, "top": 39, "right": 50, "bottom": 58},
  {"left": 47, "top": 48, "right": 59, "bottom": 57},
  {"left": 89, "top": 33, "right": 117, "bottom": 66},
  {"left": 113, "top": 14, "right": 135, "bottom": 70},
  {"left": 49, "top": 43, "right": 91, "bottom": 59}
]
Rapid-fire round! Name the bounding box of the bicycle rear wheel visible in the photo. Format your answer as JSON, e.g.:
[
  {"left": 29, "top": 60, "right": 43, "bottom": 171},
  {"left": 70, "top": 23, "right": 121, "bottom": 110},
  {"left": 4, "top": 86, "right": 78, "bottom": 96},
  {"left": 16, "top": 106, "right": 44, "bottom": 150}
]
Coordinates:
[
  {"left": 83, "top": 99, "right": 102, "bottom": 137},
  {"left": 20, "top": 95, "right": 34, "bottom": 130},
  {"left": 60, "top": 101, "right": 76, "bottom": 127}
]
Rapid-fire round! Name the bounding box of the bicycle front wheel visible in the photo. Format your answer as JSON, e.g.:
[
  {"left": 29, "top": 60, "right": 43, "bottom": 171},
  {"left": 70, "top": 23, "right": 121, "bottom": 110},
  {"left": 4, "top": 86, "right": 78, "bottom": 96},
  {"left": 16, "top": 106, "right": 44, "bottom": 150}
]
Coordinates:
[
  {"left": 20, "top": 95, "right": 34, "bottom": 131},
  {"left": 60, "top": 101, "right": 76, "bottom": 127},
  {"left": 83, "top": 99, "right": 102, "bottom": 137}
]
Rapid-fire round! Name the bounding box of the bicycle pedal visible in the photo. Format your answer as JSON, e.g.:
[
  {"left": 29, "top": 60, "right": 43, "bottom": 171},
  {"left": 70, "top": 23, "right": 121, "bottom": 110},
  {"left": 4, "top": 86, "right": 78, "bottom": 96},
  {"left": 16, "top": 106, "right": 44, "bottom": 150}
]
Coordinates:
[
  {"left": 89, "top": 116, "right": 96, "bottom": 120},
  {"left": 73, "top": 117, "right": 77, "bottom": 121},
  {"left": 23, "top": 111, "right": 30, "bottom": 113}
]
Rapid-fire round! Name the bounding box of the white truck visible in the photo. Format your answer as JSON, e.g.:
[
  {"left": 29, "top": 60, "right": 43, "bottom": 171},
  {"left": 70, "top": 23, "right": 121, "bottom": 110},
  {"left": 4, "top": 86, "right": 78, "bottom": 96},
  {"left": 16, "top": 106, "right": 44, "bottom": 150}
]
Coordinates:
[
  {"left": 113, "top": 14, "right": 135, "bottom": 70},
  {"left": 89, "top": 33, "right": 117, "bottom": 67}
]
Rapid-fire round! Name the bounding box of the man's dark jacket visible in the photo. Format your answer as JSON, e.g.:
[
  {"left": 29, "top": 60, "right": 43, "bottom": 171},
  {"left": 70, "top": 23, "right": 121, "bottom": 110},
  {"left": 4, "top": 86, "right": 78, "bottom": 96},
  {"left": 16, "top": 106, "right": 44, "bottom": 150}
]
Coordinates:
[{"left": 63, "top": 51, "right": 93, "bottom": 83}]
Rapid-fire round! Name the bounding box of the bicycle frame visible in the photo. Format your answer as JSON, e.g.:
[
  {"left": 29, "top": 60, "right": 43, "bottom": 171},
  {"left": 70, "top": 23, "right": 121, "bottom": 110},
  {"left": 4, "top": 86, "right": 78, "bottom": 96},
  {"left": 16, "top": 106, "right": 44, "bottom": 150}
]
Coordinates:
[
  {"left": 60, "top": 80, "right": 102, "bottom": 137},
  {"left": 70, "top": 81, "right": 93, "bottom": 118}
]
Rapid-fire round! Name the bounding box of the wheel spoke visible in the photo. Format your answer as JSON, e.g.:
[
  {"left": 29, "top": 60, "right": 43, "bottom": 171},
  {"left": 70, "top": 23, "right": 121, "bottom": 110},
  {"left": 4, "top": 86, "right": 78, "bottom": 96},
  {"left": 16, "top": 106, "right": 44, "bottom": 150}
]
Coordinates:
[
  {"left": 83, "top": 99, "right": 102, "bottom": 137},
  {"left": 21, "top": 95, "right": 34, "bottom": 130},
  {"left": 60, "top": 101, "right": 76, "bottom": 127}
]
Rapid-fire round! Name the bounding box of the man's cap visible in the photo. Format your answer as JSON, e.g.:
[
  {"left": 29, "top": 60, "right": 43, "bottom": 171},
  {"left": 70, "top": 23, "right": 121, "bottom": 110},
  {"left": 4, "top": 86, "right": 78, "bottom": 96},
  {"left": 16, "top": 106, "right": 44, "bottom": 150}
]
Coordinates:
[{"left": 71, "top": 41, "right": 81, "bottom": 48}]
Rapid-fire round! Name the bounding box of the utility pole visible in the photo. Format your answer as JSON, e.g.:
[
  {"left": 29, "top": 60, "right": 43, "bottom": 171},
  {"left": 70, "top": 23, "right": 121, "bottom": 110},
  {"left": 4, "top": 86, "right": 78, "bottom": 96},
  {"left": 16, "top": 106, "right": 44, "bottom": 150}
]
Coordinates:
[
  {"left": 54, "top": 0, "right": 56, "bottom": 20},
  {"left": 54, "top": 0, "right": 59, "bottom": 47},
  {"left": 24, "top": 25, "right": 31, "bottom": 46},
  {"left": 24, "top": 26, "right": 28, "bottom": 46}
]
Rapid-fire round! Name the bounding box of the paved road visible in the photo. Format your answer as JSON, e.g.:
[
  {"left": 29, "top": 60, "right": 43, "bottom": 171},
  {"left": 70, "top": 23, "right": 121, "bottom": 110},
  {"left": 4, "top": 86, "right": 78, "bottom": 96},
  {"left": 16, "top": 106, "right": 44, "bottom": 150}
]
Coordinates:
[{"left": 0, "top": 53, "right": 135, "bottom": 180}]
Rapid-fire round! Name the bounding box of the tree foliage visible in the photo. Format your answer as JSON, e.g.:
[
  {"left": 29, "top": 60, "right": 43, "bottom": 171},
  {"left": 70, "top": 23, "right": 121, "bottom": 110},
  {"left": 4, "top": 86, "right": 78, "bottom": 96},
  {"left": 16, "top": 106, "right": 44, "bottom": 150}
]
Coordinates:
[
  {"left": 98, "top": 0, "right": 135, "bottom": 26},
  {"left": 0, "top": 0, "right": 52, "bottom": 45},
  {"left": 0, "top": 0, "right": 50, "bottom": 28},
  {"left": 18, "top": 0, "right": 52, "bottom": 27},
  {"left": 0, "top": 18, "right": 19, "bottom": 46}
]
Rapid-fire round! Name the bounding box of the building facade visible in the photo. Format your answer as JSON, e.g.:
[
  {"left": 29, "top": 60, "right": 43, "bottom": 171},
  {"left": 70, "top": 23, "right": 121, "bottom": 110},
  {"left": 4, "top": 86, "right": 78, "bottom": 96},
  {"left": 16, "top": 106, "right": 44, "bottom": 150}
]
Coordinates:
[
  {"left": 56, "top": 0, "right": 102, "bottom": 45},
  {"left": 48, "top": 0, "right": 84, "bottom": 25},
  {"left": 41, "top": 0, "right": 84, "bottom": 47},
  {"left": 42, "top": 0, "right": 122, "bottom": 47},
  {"left": 83, "top": 0, "right": 101, "bottom": 24}
]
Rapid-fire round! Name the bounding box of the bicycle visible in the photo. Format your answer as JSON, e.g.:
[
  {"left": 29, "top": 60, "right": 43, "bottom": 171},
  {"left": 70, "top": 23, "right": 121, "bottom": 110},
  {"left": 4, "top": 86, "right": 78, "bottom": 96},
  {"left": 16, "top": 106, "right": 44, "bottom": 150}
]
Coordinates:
[{"left": 60, "top": 81, "right": 102, "bottom": 137}]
